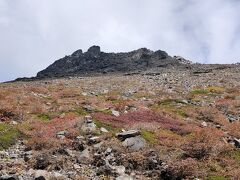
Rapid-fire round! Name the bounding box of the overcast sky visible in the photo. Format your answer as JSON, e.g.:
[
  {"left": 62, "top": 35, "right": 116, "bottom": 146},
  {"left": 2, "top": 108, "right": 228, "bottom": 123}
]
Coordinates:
[{"left": 0, "top": 0, "right": 240, "bottom": 82}]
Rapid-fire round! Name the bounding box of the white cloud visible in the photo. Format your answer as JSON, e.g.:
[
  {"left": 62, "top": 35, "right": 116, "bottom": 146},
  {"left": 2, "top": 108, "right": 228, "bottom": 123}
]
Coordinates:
[{"left": 0, "top": 0, "right": 240, "bottom": 82}]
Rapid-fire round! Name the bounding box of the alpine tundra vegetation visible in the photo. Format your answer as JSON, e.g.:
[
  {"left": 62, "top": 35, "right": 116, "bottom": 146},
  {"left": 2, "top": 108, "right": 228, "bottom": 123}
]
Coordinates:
[{"left": 0, "top": 46, "right": 240, "bottom": 179}]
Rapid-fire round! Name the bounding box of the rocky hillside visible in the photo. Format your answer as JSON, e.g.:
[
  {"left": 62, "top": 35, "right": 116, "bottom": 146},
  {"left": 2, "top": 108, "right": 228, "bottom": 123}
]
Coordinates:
[
  {"left": 1, "top": 68, "right": 240, "bottom": 179},
  {"left": 1, "top": 48, "right": 240, "bottom": 179}
]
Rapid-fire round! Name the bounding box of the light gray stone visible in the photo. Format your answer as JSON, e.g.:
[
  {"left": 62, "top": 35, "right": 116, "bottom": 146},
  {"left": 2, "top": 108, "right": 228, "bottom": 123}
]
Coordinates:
[
  {"left": 201, "top": 121, "right": 207, "bottom": 127},
  {"left": 122, "top": 136, "right": 146, "bottom": 151},
  {"left": 100, "top": 127, "right": 109, "bottom": 133},
  {"left": 81, "top": 117, "right": 96, "bottom": 134},
  {"left": 116, "top": 175, "right": 134, "bottom": 180},
  {"left": 112, "top": 110, "right": 120, "bottom": 117},
  {"left": 51, "top": 172, "right": 67, "bottom": 180}
]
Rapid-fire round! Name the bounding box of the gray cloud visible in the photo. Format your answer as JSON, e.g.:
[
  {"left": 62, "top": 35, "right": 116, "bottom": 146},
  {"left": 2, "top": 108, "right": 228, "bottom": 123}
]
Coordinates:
[{"left": 0, "top": 0, "right": 240, "bottom": 82}]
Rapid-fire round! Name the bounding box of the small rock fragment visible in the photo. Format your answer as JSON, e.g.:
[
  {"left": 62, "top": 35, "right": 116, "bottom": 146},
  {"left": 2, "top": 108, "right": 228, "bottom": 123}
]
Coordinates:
[
  {"left": 84, "top": 115, "right": 93, "bottom": 123},
  {"left": 73, "top": 164, "right": 81, "bottom": 170},
  {"left": 88, "top": 136, "right": 100, "bottom": 145},
  {"left": 201, "top": 121, "right": 207, "bottom": 127},
  {"left": 112, "top": 110, "right": 120, "bottom": 117},
  {"left": 100, "top": 127, "right": 109, "bottom": 133}
]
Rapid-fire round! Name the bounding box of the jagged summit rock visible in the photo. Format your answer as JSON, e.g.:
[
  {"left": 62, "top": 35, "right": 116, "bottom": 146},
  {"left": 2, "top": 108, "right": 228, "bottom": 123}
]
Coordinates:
[
  {"left": 71, "top": 49, "right": 83, "bottom": 57},
  {"left": 36, "top": 45, "right": 183, "bottom": 78},
  {"left": 86, "top": 45, "right": 101, "bottom": 57}
]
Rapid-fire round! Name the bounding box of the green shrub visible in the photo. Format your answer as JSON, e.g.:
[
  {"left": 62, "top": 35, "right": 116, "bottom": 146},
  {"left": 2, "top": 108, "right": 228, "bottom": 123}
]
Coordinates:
[
  {"left": 37, "top": 113, "right": 50, "bottom": 122},
  {"left": 74, "top": 108, "right": 88, "bottom": 116},
  {"left": 159, "top": 99, "right": 184, "bottom": 106},
  {"left": 190, "top": 89, "right": 209, "bottom": 95},
  {"left": 0, "top": 123, "right": 20, "bottom": 150},
  {"left": 94, "top": 119, "right": 115, "bottom": 132},
  {"left": 141, "top": 130, "right": 157, "bottom": 144},
  {"left": 176, "top": 109, "right": 189, "bottom": 117},
  {"left": 230, "top": 150, "right": 240, "bottom": 164},
  {"left": 95, "top": 109, "right": 112, "bottom": 114}
]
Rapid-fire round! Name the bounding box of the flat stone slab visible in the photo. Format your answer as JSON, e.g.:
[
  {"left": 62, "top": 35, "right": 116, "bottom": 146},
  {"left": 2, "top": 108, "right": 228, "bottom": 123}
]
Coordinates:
[{"left": 116, "top": 130, "right": 140, "bottom": 140}]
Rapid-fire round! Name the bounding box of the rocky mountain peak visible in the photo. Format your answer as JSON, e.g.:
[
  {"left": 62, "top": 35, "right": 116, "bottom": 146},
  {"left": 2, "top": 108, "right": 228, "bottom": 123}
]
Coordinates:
[
  {"left": 36, "top": 46, "right": 203, "bottom": 79},
  {"left": 134, "top": 48, "right": 152, "bottom": 54},
  {"left": 86, "top": 45, "right": 101, "bottom": 57}
]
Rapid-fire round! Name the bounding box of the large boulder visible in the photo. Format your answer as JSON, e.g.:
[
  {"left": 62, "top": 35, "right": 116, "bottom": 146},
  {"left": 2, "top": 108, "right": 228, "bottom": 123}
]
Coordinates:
[
  {"left": 122, "top": 136, "right": 146, "bottom": 151},
  {"left": 77, "top": 148, "right": 92, "bottom": 164}
]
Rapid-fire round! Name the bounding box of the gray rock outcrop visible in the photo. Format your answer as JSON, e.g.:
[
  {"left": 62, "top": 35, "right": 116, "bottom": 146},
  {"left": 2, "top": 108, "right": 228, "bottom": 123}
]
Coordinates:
[{"left": 36, "top": 46, "right": 181, "bottom": 78}]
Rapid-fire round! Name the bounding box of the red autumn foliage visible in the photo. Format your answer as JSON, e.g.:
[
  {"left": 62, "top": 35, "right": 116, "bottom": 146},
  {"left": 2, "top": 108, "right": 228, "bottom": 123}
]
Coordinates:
[
  {"left": 93, "top": 109, "right": 191, "bottom": 135},
  {"left": 23, "top": 117, "right": 80, "bottom": 150},
  {"left": 164, "top": 158, "right": 198, "bottom": 179},
  {"left": 182, "top": 128, "right": 227, "bottom": 160}
]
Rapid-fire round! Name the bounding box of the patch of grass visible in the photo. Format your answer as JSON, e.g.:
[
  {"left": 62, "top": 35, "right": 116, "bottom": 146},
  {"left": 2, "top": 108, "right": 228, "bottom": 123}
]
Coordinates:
[
  {"left": 230, "top": 150, "right": 240, "bottom": 164},
  {"left": 157, "top": 129, "right": 184, "bottom": 147},
  {"left": 208, "top": 162, "right": 224, "bottom": 173},
  {"left": 206, "top": 86, "right": 225, "bottom": 94},
  {"left": 190, "top": 89, "right": 209, "bottom": 95},
  {"left": 0, "top": 123, "right": 20, "bottom": 150},
  {"left": 153, "top": 100, "right": 189, "bottom": 118},
  {"left": 207, "top": 176, "right": 227, "bottom": 180},
  {"left": 141, "top": 130, "right": 157, "bottom": 144},
  {"left": 176, "top": 109, "right": 189, "bottom": 117},
  {"left": 36, "top": 113, "right": 50, "bottom": 122},
  {"left": 94, "top": 119, "right": 116, "bottom": 132},
  {"left": 159, "top": 99, "right": 185, "bottom": 106},
  {"left": 74, "top": 108, "right": 88, "bottom": 116},
  {"left": 95, "top": 109, "right": 112, "bottom": 114}
]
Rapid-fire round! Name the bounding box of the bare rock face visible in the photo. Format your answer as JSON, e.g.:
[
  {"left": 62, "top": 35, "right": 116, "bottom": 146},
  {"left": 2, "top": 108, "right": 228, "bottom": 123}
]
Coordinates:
[
  {"left": 86, "top": 45, "right": 101, "bottom": 57},
  {"left": 36, "top": 45, "right": 180, "bottom": 78},
  {"left": 71, "top": 49, "right": 83, "bottom": 57}
]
